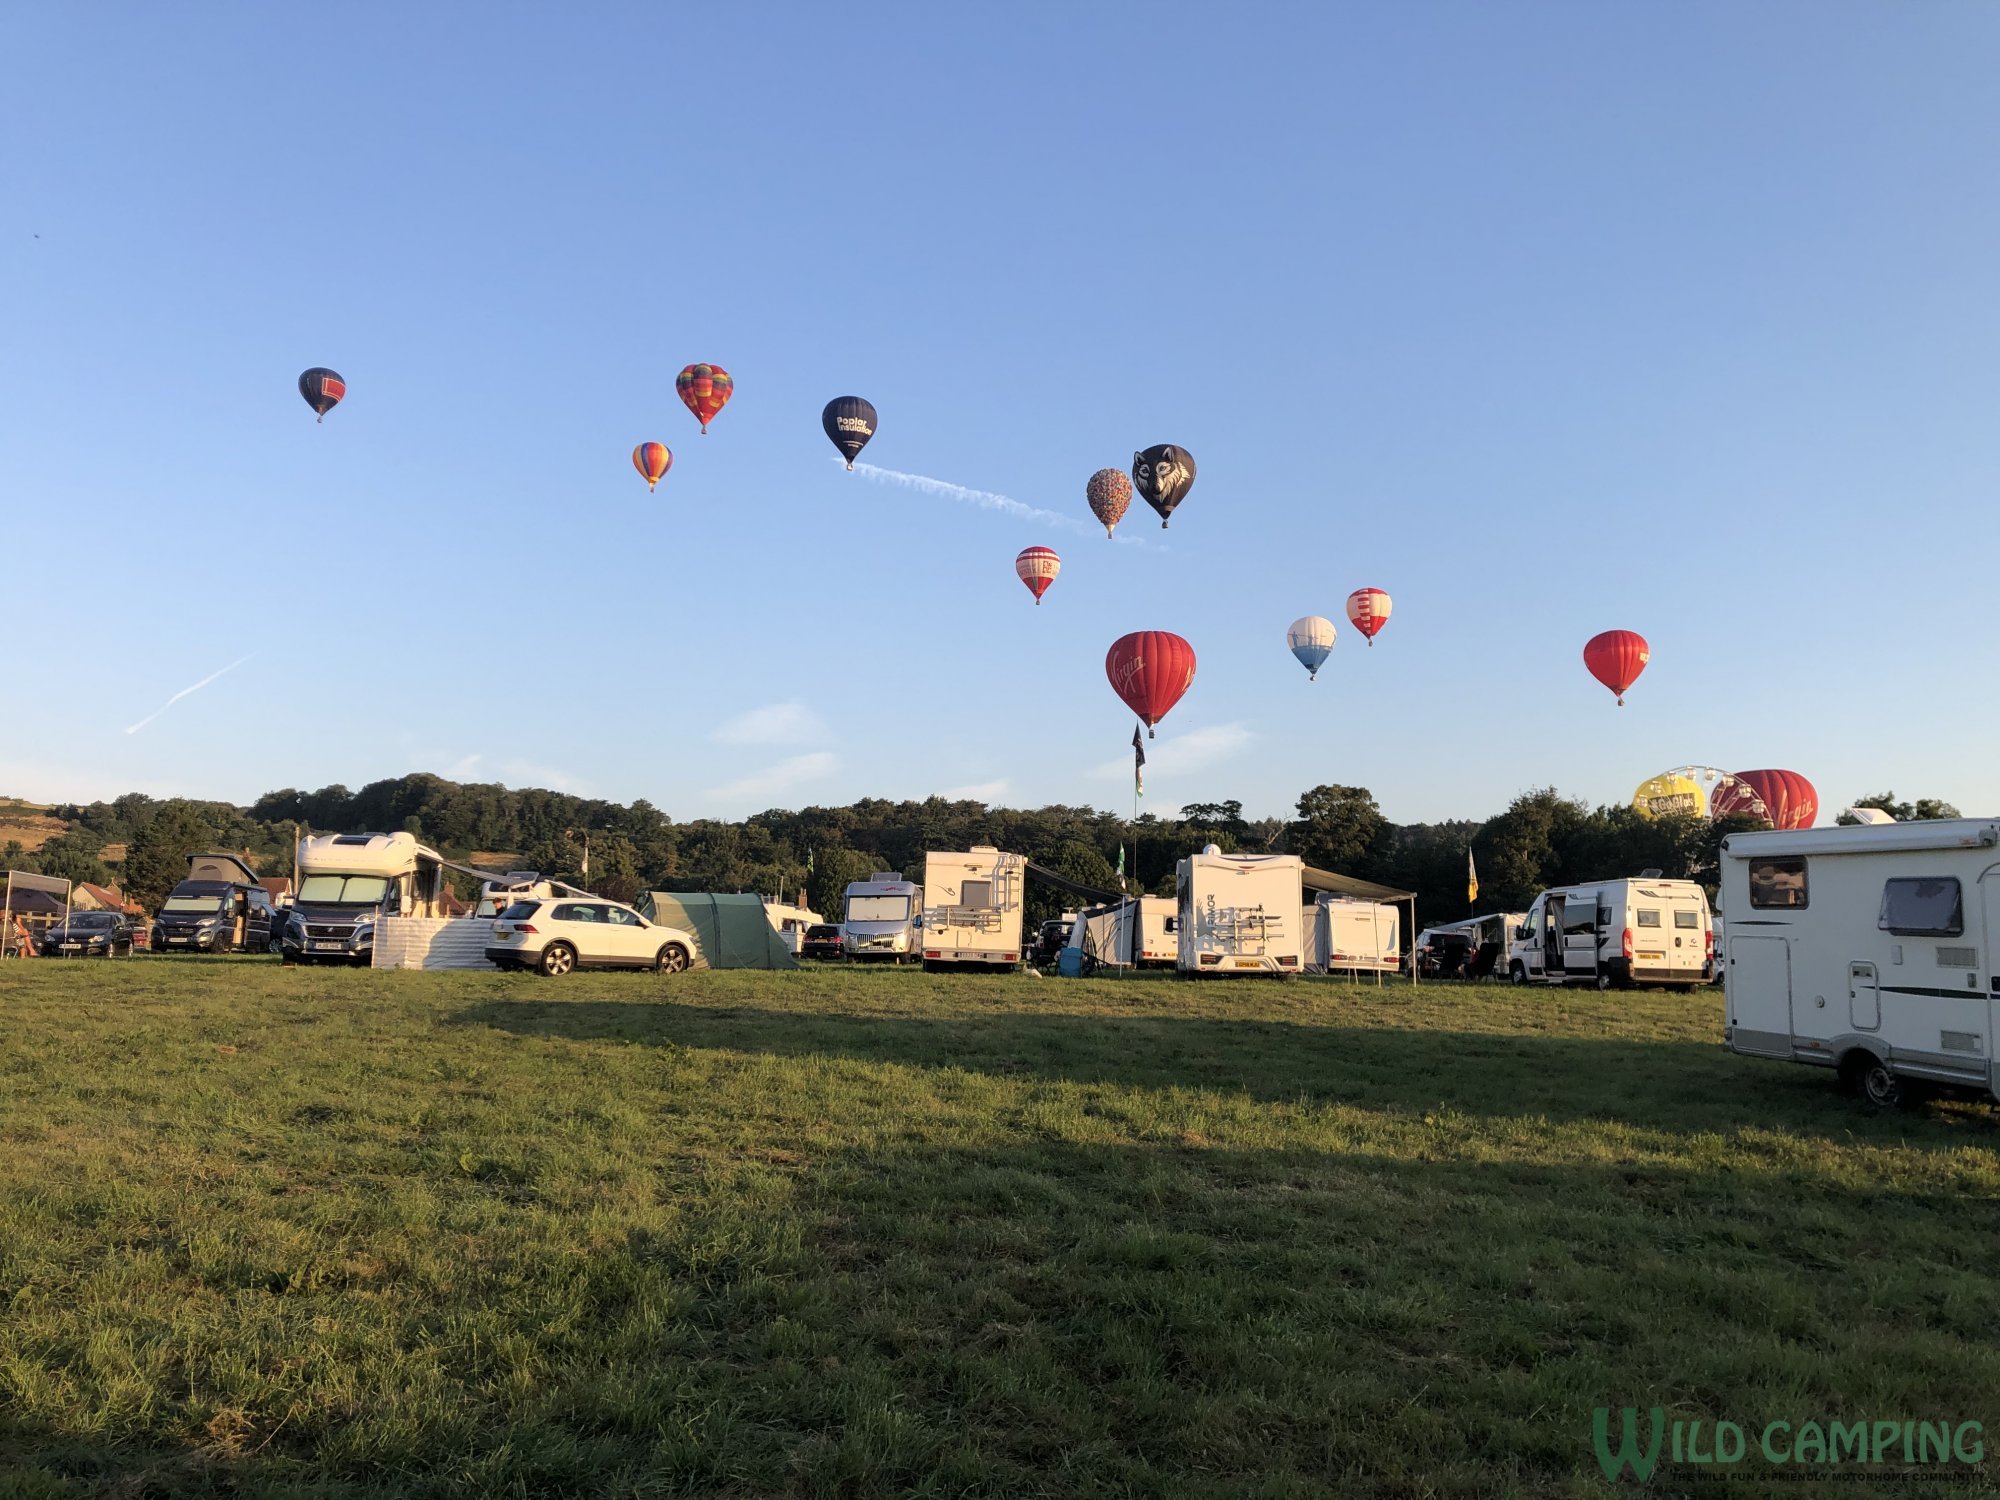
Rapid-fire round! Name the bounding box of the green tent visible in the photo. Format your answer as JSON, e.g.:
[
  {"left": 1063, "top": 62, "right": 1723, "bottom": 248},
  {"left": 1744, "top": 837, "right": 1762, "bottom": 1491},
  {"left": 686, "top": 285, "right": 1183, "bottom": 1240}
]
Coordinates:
[{"left": 636, "top": 892, "right": 798, "bottom": 971}]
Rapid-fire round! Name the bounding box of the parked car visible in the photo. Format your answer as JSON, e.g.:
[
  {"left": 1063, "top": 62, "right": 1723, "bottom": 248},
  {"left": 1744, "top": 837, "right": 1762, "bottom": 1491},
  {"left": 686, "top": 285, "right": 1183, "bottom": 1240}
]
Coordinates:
[
  {"left": 801, "top": 923, "right": 845, "bottom": 961},
  {"left": 40, "top": 910, "right": 136, "bottom": 957},
  {"left": 485, "top": 897, "right": 699, "bottom": 977},
  {"left": 1030, "top": 918, "right": 1072, "bottom": 968}
]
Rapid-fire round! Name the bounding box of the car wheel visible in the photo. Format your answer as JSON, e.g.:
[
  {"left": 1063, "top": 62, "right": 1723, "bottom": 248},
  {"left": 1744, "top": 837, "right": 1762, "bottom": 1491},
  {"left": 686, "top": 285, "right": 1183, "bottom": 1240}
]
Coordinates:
[
  {"left": 539, "top": 943, "right": 576, "bottom": 977},
  {"left": 655, "top": 943, "right": 689, "bottom": 975},
  {"left": 1509, "top": 962, "right": 1527, "bottom": 985}
]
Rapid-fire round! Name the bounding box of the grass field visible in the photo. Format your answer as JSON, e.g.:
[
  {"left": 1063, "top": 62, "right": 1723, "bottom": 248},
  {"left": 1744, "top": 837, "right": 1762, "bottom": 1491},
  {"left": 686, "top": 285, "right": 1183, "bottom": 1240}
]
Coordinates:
[{"left": 2, "top": 960, "right": 1997, "bottom": 1497}]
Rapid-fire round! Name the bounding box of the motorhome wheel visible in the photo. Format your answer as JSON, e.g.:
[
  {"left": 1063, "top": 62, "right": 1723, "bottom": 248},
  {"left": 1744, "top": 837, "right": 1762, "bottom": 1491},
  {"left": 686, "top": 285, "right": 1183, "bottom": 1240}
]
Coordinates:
[
  {"left": 1509, "top": 961, "right": 1527, "bottom": 985},
  {"left": 1596, "top": 970, "right": 1612, "bottom": 992},
  {"left": 655, "top": 943, "right": 689, "bottom": 975},
  {"left": 539, "top": 942, "right": 576, "bottom": 977},
  {"left": 1859, "top": 1057, "right": 1906, "bottom": 1110}
]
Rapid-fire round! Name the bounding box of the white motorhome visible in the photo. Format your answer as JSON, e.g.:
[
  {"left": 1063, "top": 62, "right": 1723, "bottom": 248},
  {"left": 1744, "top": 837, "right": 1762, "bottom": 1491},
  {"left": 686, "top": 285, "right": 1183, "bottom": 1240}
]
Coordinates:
[
  {"left": 283, "top": 832, "right": 450, "bottom": 964},
  {"left": 1064, "top": 894, "right": 1175, "bottom": 971},
  {"left": 1507, "top": 878, "right": 1711, "bottom": 990},
  {"left": 1721, "top": 819, "right": 2000, "bottom": 1107},
  {"left": 1307, "top": 896, "right": 1401, "bottom": 975},
  {"left": 1177, "top": 849, "right": 1305, "bottom": 974},
  {"left": 920, "top": 847, "right": 1025, "bottom": 968},
  {"left": 842, "top": 871, "right": 924, "bottom": 962},
  {"left": 762, "top": 899, "right": 822, "bottom": 956}
]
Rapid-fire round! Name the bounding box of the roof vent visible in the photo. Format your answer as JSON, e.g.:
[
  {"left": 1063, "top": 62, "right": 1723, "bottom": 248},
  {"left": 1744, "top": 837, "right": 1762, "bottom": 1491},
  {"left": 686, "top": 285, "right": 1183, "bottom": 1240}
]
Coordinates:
[
  {"left": 1640, "top": 868, "right": 1664, "bottom": 879},
  {"left": 332, "top": 834, "right": 376, "bottom": 846},
  {"left": 1202, "top": 844, "right": 1222, "bottom": 857}
]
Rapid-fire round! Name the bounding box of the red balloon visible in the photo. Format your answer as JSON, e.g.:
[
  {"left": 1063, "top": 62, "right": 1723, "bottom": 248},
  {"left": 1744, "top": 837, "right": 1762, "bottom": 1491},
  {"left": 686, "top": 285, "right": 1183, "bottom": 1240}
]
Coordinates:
[
  {"left": 1106, "top": 631, "right": 1195, "bottom": 737},
  {"left": 1713, "top": 769, "right": 1818, "bottom": 831},
  {"left": 1583, "top": 630, "right": 1650, "bottom": 705}
]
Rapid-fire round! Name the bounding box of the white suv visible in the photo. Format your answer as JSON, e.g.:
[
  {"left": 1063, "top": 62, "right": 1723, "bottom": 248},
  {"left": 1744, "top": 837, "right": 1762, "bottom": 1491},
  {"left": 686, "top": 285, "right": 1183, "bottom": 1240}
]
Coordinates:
[{"left": 485, "top": 898, "right": 698, "bottom": 977}]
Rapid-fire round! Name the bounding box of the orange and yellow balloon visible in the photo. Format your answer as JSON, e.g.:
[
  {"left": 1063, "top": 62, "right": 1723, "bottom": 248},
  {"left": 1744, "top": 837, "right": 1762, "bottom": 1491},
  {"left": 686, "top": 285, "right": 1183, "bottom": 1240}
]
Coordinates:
[{"left": 633, "top": 442, "right": 672, "bottom": 492}]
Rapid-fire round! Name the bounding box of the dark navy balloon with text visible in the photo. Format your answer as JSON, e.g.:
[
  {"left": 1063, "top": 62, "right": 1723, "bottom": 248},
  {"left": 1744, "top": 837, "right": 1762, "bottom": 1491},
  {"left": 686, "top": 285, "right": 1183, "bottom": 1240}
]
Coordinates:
[
  {"left": 298, "top": 367, "right": 345, "bottom": 422},
  {"left": 822, "top": 396, "right": 878, "bottom": 469}
]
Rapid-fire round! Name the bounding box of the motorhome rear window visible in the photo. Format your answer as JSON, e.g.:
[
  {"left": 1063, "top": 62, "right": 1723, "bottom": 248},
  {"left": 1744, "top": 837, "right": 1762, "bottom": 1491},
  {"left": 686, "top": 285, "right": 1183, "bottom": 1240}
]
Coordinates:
[
  {"left": 1673, "top": 910, "right": 1700, "bottom": 929},
  {"left": 1879, "top": 877, "right": 1963, "bottom": 937},
  {"left": 1636, "top": 910, "right": 1661, "bottom": 928},
  {"left": 1747, "top": 857, "right": 1808, "bottom": 909}
]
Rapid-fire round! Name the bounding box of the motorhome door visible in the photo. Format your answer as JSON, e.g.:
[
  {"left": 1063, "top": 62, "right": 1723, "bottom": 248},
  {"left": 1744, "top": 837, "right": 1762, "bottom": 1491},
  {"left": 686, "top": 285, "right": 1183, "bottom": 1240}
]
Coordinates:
[{"left": 1542, "top": 898, "right": 1564, "bottom": 980}]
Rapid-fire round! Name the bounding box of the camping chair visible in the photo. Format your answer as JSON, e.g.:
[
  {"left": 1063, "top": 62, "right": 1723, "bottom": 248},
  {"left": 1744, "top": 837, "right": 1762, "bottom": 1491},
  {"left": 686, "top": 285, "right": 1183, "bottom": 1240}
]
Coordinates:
[{"left": 1465, "top": 941, "right": 1500, "bottom": 981}]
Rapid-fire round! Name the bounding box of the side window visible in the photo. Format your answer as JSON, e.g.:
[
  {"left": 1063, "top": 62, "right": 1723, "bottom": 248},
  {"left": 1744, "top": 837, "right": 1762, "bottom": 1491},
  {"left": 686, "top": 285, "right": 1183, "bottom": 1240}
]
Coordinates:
[
  {"left": 1636, "top": 910, "right": 1662, "bottom": 928},
  {"left": 551, "top": 902, "right": 593, "bottom": 922},
  {"left": 1748, "top": 857, "right": 1808, "bottom": 910},
  {"left": 1673, "top": 910, "right": 1699, "bottom": 930},
  {"left": 605, "top": 906, "right": 639, "bottom": 927},
  {"left": 1564, "top": 908, "right": 1597, "bottom": 937},
  {"left": 1879, "top": 877, "right": 1963, "bottom": 937}
]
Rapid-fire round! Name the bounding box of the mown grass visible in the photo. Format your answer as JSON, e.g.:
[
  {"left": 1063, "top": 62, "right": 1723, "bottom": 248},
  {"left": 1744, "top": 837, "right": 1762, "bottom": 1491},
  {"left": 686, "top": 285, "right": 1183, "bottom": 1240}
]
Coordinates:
[{"left": 1, "top": 960, "right": 1997, "bottom": 1497}]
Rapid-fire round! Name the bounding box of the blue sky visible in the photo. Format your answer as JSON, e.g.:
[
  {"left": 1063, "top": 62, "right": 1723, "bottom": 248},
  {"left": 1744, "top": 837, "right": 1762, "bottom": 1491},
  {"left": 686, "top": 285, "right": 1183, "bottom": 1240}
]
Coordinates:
[{"left": 4, "top": 4, "right": 1997, "bottom": 825}]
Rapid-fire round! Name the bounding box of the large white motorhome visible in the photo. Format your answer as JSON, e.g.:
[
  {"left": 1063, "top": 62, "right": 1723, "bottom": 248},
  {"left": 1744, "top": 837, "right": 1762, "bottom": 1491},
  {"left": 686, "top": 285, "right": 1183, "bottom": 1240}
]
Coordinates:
[
  {"left": 1507, "top": 878, "right": 1711, "bottom": 990},
  {"left": 842, "top": 871, "right": 924, "bottom": 962},
  {"left": 920, "top": 847, "right": 1025, "bottom": 969},
  {"left": 1721, "top": 819, "right": 2000, "bottom": 1107},
  {"left": 1306, "top": 896, "right": 1401, "bottom": 975},
  {"left": 282, "top": 832, "right": 449, "bottom": 965},
  {"left": 1177, "top": 849, "right": 1305, "bottom": 974}
]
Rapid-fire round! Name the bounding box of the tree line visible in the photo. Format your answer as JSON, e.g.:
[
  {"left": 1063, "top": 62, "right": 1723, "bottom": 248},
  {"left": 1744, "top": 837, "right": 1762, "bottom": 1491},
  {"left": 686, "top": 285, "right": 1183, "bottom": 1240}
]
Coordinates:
[{"left": 0, "top": 775, "right": 1961, "bottom": 921}]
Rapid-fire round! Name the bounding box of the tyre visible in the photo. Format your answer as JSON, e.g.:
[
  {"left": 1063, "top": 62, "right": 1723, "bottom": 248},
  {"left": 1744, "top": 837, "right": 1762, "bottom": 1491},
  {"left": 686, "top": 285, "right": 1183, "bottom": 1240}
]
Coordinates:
[
  {"left": 1509, "top": 961, "right": 1527, "bottom": 985},
  {"left": 539, "top": 943, "right": 577, "bottom": 977},
  {"left": 1596, "top": 969, "right": 1613, "bottom": 992},
  {"left": 1858, "top": 1055, "right": 1908, "bottom": 1110},
  {"left": 655, "top": 943, "right": 689, "bottom": 975}
]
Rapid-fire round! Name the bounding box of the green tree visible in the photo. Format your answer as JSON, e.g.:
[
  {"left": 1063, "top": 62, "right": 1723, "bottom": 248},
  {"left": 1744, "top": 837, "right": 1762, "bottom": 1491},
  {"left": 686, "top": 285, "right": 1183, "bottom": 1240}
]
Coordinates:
[
  {"left": 122, "top": 801, "right": 220, "bottom": 912},
  {"left": 808, "top": 847, "right": 880, "bottom": 919},
  {"left": 30, "top": 831, "right": 111, "bottom": 889},
  {"left": 1839, "top": 792, "right": 1961, "bottom": 824},
  {"left": 1287, "top": 785, "right": 1386, "bottom": 872}
]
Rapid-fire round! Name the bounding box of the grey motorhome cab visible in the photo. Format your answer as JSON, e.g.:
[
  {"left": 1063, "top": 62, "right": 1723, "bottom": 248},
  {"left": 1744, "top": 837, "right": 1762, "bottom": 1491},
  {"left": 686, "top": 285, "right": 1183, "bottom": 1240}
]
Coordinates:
[{"left": 152, "top": 852, "right": 277, "bottom": 954}]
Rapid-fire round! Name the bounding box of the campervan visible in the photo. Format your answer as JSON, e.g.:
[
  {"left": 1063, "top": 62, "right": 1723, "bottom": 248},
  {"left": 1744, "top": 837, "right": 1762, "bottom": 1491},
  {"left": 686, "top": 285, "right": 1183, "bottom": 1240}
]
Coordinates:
[
  {"left": 1721, "top": 819, "right": 2000, "bottom": 1107},
  {"left": 1308, "top": 896, "right": 1401, "bottom": 975},
  {"left": 1414, "top": 912, "right": 1523, "bottom": 979},
  {"left": 920, "top": 847, "right": 1025, "bottom": 968},
  {"left": 842, "top": 871, "right": 923, "bottom": 962},
  {"left": 1176, "top": 849, "right": 1305, "bottom": 974},
  {"left": 281, "top": 832, "right": 449, "bottom": 965},
  {"left": 763, "top": 899, "right": 822, "bottom": 956},
  {"left": 152, "top": 853, "right": 278, "bottom": 955},
  {"left": 1507, "top": 878, "right": 1711, "bottom": 990}
]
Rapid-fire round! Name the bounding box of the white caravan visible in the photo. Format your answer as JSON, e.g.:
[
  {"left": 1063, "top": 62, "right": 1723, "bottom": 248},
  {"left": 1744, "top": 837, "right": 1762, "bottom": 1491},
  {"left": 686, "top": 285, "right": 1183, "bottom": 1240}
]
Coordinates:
[
  {"left": 1721, "top": 819, "right": 2000, "bottom": 1107},
  {"left": 1066, "top": 894, "right": 1175, "bottom": 970},
  {"left": 1176, "top": 848, "right": 1305, "bottom": 974},
  {"left": 284, "top": 832, "right": 450, "bottom": 964},
  {"left": 763, "top": 899, "right": 822, "bottom": 956},
  {"left": 1307, "top": 896, "right": 1401, "bottom": 975},
  {"left": 1507, "top": 878, "right": 1712, "bottom": 990},
  {"left": 842, "top": 871, "right": 924, "bottom": 962},
  {"left": 920, "top": 847, "right": 1025, "bottom": 968}
]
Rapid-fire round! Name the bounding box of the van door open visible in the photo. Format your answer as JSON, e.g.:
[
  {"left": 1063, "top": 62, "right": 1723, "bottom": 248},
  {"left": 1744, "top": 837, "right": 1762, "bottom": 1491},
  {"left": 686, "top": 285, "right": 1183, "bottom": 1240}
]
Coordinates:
[{"left": 1542, "top": 898, "right": 1564, "bottom": 981}]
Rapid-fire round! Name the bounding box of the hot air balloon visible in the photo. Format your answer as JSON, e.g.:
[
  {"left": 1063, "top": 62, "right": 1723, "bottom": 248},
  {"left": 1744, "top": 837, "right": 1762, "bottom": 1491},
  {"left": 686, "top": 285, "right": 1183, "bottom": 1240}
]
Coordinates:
[
  {"left": 676, "top": 364, "right": 733, "bottom": 433},
  {"left": 1712, "top": 769, "right": 1818, "bottom": 831},
  {"left": 1132, "top": 444, "right": 1196, "bottom": 528},
  {"left": 1015, "top": 546, "right": 1060, "bottom": 605},
  {"left": 632, "top": 442, "right": 672, "bottom": 492},
  {"left": 298, "top": 367, "right": 345, "bottom": 422},
  {"left": 1583, "top": 630, "right": 1650, "bottom": 705},
  {"left": 822, "top": 396, "right": 877, "bottom": 469},
  {"left": 1106, "top": 631, "right": 1195, "bottom": 737},
  {"left": 1346, "top": 588, "right": 1391, "bottom": 646},
  {"left": 1286, "top": 616, "right": 1336, "bottom": 680},
  {"left": 1087, "top": 469, "right": 1133, "bottom": 538}
]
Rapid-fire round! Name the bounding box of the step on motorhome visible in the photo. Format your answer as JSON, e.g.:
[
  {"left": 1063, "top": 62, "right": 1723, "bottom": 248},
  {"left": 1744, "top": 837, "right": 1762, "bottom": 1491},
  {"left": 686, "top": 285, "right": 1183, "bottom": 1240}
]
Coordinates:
[
  {"left": 1177, "top": 848, "right": 1304, "bottom": 974},
  {"left": 920, "top": 847, "right": 1025, "bottom": 968},
  {"left": 283, "top": 832, "right": 449, "bottom": 965},
  {"left": 842, "top": 871, "right": 923, "bottom": 962},
  {"left": 1722, "top": 819, "right": 2000, "bottom": 1107},
  {"left": 1508, "top": 878, "right": 1711, "bottom": 989},
  {"left": 1307, "top": 896, "right": 1401, "bottom": 975}
]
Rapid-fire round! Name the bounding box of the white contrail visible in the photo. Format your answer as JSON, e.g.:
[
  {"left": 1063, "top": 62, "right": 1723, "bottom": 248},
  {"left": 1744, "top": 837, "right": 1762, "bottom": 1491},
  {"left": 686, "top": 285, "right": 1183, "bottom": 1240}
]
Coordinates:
[
  {"left": 848, "top": 461, "right": 1162, "bottom": 547},
  {"left": 123, "top": 655, "right": 252, "bottom": 735}
]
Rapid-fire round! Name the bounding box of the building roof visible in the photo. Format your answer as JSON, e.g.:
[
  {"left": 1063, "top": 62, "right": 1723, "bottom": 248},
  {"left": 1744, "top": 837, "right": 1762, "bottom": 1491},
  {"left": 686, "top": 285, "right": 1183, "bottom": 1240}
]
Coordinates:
[{"left": 260, "top": 877, "right": 293, "bottom": 900}]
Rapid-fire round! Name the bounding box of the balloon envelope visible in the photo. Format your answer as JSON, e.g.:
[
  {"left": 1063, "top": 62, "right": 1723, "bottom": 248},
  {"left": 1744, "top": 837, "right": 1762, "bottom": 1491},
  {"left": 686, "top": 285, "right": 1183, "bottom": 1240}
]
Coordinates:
[
  {"left": 633, "top": 442, "right": 672, "bottom": 491},
  {"left": 1583, "top": 630, "right": 1650, "bottom": 704},
  {"left": 822, "top": 396, "right": 877, "bottom": 469},
  {"left": 1105, "top": 631, "right": 1195, "bottom": 735},
  {"left": 1714, "top": 769, "right": 1818, "bottom": 830},
  {"left": 1015, "top": 546, "right": 1060, "bottom": 604},
  {"left": 298, "top": 367, "right": 345, "bottom": 421},
  {"left": 1132, "top": 444, "right": 1196, "bottom": 527},
  {"left": 1346, "top": 588, "right": 1391, "bottom": 645},
  {"left": 1632, "top": 772, "right": 1706, "bottom": 819},
  {"left": 1286, "top": 616, "right": 1336, "bottom": 680},
  {"left": 676, "top": 364, "right": 733, "bottom": 432},
  {"left": 1086, "top": 469, "right": 1133, "bottom": 538}
]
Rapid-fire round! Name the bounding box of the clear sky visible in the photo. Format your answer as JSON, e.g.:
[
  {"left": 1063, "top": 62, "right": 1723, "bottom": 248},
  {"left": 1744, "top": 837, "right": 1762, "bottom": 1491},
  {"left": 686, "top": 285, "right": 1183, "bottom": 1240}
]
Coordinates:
[{"left": 5, "top": 3, "right": 1997, "bottom": 826}]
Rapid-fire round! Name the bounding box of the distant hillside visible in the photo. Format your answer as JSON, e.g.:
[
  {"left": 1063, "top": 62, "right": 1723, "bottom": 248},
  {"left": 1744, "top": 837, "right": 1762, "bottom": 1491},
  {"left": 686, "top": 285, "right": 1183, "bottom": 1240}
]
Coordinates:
[{"left": 0, "top": 799, "right": 67, "bottom": 853}]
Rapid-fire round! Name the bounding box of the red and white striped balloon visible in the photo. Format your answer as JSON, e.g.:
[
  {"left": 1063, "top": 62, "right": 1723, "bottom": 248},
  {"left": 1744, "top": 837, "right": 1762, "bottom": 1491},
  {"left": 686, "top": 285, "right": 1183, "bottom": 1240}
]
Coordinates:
[
  {"left": 1346, "top": 587, "right": 1392, "bottom": 646},
  {"left": 1015, "top": 546, "right": 1061, "bottom": 605}
]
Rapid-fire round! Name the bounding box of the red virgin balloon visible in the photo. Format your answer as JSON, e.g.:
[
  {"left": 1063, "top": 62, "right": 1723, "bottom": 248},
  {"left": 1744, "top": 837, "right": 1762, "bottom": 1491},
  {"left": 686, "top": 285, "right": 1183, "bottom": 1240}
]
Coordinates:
[
  {"left": 1106, "top": 631, "right": 1195, "bottom": 738},
  {"left": 1583, "top": 630, "right": 1650, "bottom": 705},
  {"left": 1713, "top": 769, "right": 1818, "bottom": 830}
]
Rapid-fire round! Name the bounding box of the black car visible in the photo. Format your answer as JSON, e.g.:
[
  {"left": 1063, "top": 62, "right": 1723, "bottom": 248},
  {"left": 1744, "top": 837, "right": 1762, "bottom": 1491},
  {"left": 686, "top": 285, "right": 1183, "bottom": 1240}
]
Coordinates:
[
  {"left": 801, "top": 923, "right": 845, "bottom": 961},
  {"left": 151, "top": 853, "right": 278, "bottom": 955},
  {"left": 40, "top": 910, "right": 135, "bottom": 957}
]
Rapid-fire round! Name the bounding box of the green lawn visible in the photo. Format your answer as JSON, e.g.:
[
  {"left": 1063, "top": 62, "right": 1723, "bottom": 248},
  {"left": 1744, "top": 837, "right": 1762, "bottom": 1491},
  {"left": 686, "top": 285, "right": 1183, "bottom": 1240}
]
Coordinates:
[{"left": 1, "top": 961, "right": 1996, "bottom": 1497}]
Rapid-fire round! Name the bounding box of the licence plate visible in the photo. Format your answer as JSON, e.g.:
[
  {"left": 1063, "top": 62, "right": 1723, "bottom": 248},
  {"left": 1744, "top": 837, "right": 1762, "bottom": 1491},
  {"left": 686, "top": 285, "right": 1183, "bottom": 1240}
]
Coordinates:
[
  {"left": 311, "top": 941, "right": 342, "bottom": 951},
  {"left": 1638, "top": 950, "right": 1665, "bottom": 962}
]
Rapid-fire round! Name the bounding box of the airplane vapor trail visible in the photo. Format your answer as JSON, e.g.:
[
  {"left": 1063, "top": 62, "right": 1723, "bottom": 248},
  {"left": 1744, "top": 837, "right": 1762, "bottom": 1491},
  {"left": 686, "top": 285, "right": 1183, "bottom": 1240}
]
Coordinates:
[
  {"left": 847, "top": 462, "right": 1161, "bottom": 547},
  {"left": 123, "top": 655, "right": 252, "bottom": 735}
]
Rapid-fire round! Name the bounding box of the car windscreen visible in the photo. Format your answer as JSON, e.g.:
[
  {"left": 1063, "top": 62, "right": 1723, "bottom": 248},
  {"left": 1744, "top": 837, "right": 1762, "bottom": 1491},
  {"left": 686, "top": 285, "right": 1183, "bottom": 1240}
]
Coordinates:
[
  {"left": 161, "top": 894, "right": 225, "bottom": 913},
  {"left": 66, "top": 913, "right": 115, "bottom": 928},
  {"left": 297, "top": 875, "right": 391, "bottom": 905},
  {"left": 848, "top": 896, "right": 910, "bottom": 922}
]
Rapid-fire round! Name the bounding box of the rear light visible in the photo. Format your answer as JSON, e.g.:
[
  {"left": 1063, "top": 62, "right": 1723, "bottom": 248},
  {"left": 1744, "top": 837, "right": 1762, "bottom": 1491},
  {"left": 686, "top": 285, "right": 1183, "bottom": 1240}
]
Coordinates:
[
  {"left": 1622, "top": 927, "right": 1634, "bottom": 961},
  {"left": 1003, "top": 953, "right": 1016, "bottom": 962},
  {"left": 515, "top": 923, "right": 538, "bottom": 936},
  {"left": 1705, "top": 928, "right": 1715, "bottom": 958},
  {"left": 1199, "top": 953, "right": 1221, "bottom": 966},
  {"left": 1278, "top": 955, "right": 1298, "bottom": 967},
  {"left": 924, "top": 950, "right": 940, "bottom": 959}
]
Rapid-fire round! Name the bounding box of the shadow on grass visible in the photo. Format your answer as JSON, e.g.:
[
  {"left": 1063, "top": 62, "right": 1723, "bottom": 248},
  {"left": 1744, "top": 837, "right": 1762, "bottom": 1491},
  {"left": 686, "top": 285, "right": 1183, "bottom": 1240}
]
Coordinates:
[{"left": 450, "top": 996, "right": 1988, "bottom": 1139}]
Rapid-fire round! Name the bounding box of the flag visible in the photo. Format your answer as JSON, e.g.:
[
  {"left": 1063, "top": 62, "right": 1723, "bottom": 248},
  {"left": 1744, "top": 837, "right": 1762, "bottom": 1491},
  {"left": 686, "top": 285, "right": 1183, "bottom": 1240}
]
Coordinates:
[
  {"left": 1117, "top": 844, "right": 1126, "bottom": 878},
  {"left": 1132, "top": 724, "right": 1146, "bottom": 797},
  {"left": 1466, "top": 848, "right": 1479, "bottom": 904},
  {"left": 807, "top": 847, "right": 815, "bottom": 873}
]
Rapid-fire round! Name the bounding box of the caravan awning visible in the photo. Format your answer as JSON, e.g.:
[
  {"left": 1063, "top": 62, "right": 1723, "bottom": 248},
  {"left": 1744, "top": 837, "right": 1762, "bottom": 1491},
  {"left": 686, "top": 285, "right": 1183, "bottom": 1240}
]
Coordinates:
[{"left": 1303, "top": 866, "right": 1415, "bottom": 902}]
